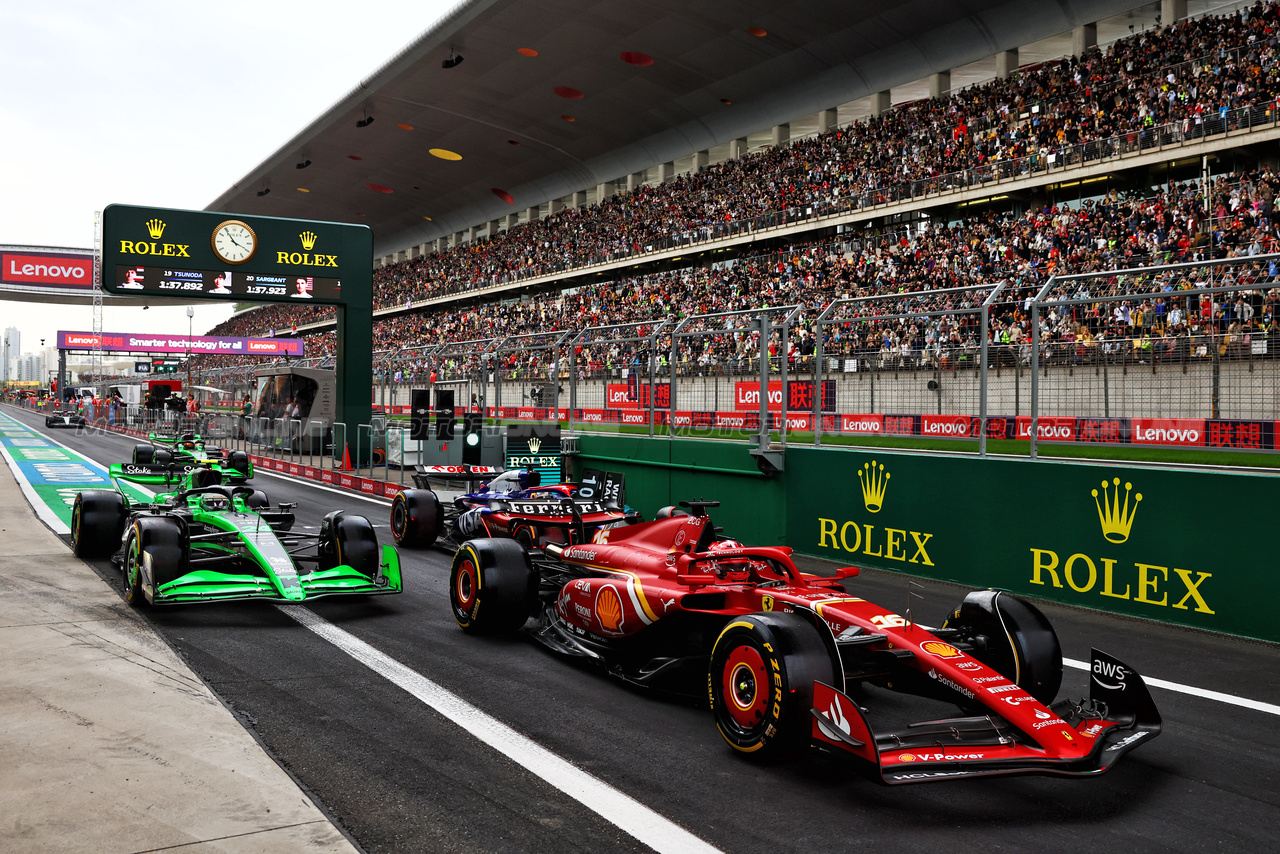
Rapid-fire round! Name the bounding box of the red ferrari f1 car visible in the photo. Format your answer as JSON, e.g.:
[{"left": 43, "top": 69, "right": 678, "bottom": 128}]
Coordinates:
[{"left": 447, "top": 501, "right": 1161, "bottom": 784}]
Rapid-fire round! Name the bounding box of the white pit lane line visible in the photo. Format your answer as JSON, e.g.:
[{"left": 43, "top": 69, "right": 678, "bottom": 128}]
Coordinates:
[
  {"left": 1063, "top": 658, "right": 1280, "bottom": 717},
  {"left": 278, "top": 605, "right": 723, "bottom": 854}
]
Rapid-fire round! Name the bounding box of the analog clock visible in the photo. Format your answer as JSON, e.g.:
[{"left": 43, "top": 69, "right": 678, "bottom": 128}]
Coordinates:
[{"left": 211, "top": 219, "right": 257, "bottom": 265}]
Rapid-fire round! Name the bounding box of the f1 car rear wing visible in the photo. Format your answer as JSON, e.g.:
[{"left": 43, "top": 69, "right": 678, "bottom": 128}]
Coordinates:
[
  {"left": 110, "top": 461, "right": 252, "bottom": 488},
  {"left": 411, "top": 464, "right": 501, "bottom": 489},
  {"left": 810, "top": 648, "right": 1162, "bottom": 784}
]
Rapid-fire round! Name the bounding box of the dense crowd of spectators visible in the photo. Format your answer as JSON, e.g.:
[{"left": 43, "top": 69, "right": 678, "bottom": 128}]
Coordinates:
[{"left": 194, "top": 2, "right": 1280, "bottom": 384}]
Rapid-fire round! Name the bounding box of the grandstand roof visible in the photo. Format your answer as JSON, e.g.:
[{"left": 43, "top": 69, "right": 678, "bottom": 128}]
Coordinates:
[{"left": 208, "top": 0, "right": 1146, "bottom": 257}]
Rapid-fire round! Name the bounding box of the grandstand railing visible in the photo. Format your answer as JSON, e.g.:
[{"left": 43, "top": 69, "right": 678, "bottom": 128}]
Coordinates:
[{"left": 183, "top": 253, "right": 1280, "bottom": 464}]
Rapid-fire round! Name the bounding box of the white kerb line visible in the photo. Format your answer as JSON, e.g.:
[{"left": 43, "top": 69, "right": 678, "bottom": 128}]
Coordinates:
[
  {"left": 1064, "top": 657, "right": 1280, "bottom": 716},
  {"left": 279, "top": 605, "right": 724, "bottom": 854}
]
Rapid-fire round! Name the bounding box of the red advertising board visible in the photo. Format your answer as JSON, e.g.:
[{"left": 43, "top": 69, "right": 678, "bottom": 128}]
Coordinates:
[
  {"left": 1, "top": 250, "right": 94, "bottom": 290},
  {"left": 840, "top": 414, "right": 884, "bottom": 434},
  {"left": 1014, "top": 416, "right": 1077, "bottom": 441},
  {"left": 920, "top": 414, "right": 973, "bottom": 437},
  {"left": 606, "top": 383, "right": 638, "bottom": 409},
  {"left": 1130, "top": 418, "right": 1207, "bottom": 447}
]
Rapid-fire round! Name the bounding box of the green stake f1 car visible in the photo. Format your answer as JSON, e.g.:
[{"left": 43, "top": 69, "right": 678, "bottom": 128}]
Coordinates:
[{"left": 70, "top": 462, "right": 401, "bottom": 606}]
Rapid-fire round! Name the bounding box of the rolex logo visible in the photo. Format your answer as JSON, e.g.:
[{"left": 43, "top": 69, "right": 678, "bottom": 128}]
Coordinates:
[
  {"left": 1092, "top": 477, "right": 1142, "bottom": 543},
  {"left": 300, "top": 231, "right": 318, "bottom": 251},
  {"left": 146, "top": 219, "right": 166, "bottom": 239},
  {"left": 858, "top": 460, "right": 889, "bottom": 513},
  {"left": 528, "top": 437, "right": 542, "bottom": 454}
]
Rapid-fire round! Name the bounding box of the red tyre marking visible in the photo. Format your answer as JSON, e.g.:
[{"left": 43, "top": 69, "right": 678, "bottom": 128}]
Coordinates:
[
  {"left": 455, "top": 559, "right": 478, "bottom": 611},
  {"left": 722, "top": 644, "right": 768, "bottom": 729}
]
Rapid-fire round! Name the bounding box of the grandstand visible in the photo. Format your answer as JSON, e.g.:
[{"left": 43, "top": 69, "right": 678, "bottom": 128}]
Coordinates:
[{"left": 193, "top": 0, "right": 1280, "bottom": 451}]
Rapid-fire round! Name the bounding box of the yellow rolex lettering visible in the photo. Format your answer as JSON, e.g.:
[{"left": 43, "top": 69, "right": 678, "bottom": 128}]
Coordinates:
[
  {"left": 1063, "top": 553, "right": 1097, "bottom": 593},
  {"left": 120, "top": 240, "right": 135, "bottom": 253},
  {"left": 1172, "top": 568, "right": 1214, "bottom": 613},
  {"left": 908, "top": 531, "right": 934, "bottom": 566},
  {"left": 1134, "top": 563, "right": 1168, "bottom": 606},
  {"left": 176, "top": 244, "right": 189, "bottom": 257},
  {"left": 1030, "top": 548, "right": 1061, "bottom": 587},
  {"left": 323, "top": 254, "right": 338, "bottom": 266},
  {"left": 277, "top": 251, "right": 290, "bottom": 263},
  {"left": 1100, "top": 557, "right": 1131, "bottom": 599},
  {"left": 839, "top": 521, "right": 861, "bottom": 553},
  {"left": 162, "top": 244, "right": 175, "bottom": 256},
  {"left": 818, "top": 518, "right": 838, "bottom": 549},
  {"left": 862, "top": 524, "right": 882, "bottom": 557},
  {"left": 885, "top": 528, "right": 906, "bottom": 561}
]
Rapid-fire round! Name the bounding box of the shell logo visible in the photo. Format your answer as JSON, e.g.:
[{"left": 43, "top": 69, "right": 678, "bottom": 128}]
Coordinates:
[
  {"left": 920, "top": 641, "right": 962, "bottom": 658},
  {"left": 899, "top": 753, "right": 917, "bottom": 762},
  {"left": 596, "top": 585, "right": 624, "bottom": 633}
]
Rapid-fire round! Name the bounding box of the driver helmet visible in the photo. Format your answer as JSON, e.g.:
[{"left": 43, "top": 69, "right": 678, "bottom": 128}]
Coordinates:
[
  {"left": 199, "top": 493, "right": 230, "bottom": 512},
  {"left": 708, "top": 539, "right": 743, "bottom": 552}
]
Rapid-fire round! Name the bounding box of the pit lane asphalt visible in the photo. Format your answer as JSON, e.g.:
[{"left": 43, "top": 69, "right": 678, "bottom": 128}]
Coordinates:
[{"left": 11, "top": 406, "right": 1280, "bottom": 854}]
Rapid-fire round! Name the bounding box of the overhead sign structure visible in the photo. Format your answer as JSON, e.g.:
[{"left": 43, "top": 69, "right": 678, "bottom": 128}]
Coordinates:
[
  {"left": 58, "top": 330, "right": 303, "bottom": 357},
  {"left": 134, "top": 361, "right": 152, "bottom": 374},
  {"left": 100, "top": 204, "right": 374, "bottom": 453}
]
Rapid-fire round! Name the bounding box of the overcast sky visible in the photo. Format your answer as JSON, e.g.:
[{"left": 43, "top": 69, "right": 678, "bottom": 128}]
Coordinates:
[{"left": 0, "top": 0, "right": 453, "bottom": 357}]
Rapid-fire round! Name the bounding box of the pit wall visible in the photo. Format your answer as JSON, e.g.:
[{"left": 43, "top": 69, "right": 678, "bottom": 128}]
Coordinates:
[{"left": 572, "top": 434, "right": 1280, "bottom": 643}]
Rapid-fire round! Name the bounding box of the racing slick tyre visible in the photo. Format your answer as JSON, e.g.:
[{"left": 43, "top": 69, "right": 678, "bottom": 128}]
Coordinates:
[
  {"left": 709, "top": 612, "right": 836, "bottom": 760},
  {"left": 941, "top": 590, "right": 1063, "bottom": 705},
  {"left": 153, "top": 448, "right": 173, "bottom": 465},
  {"left": 510, "top": 523, "right": 536, "bottom": 550},
  {"left": 122, "top": 517, "right": 188, "bottom": 606},
  {"left": 225, "top": 450, "right": 251, "bottom": 478},
  {"left": 449, "top": 538, "right": 537, "bottom": 634},
  {"left": 132, "top": 444, "right": 154, "bottom": 465},
  {"left": 390, "top": 489, "right": 443, "bottom": 548},
  {"left": 243, "top": 489, "right": 270, "bottom": 510},
  {"left": 318, "top": 511, "right": 380, "bottom": 578},
  {"left": 71, "top": 490, "right": 128, "bottom": 559}
]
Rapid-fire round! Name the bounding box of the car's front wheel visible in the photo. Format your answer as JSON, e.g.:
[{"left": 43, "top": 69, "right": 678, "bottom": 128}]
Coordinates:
[
  {"left": 448, "top": 539, "right": 537, "bottom": 634},
  {"left": 709, "top": 612, "right": 835, "bottom": 759},
  {"left": 122, "top": 517, "right": 187, "bottom": 606},
  {"left": 319, "top": 511, "right": 380, "bottom": 578}
]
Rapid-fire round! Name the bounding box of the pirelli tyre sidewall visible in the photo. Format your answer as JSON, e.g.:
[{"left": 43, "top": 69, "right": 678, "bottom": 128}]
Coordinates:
[
  {"left": 391, "top": 489, "right": 443, "bottom": 548},
  {"left": 449, "top": 538, "right": 536, "bottom": 634},
  {"left": 709, "top": 612, "right": 835, "bottom": 759},
  {"left": 124, "top": 516, "right": 188, "bottom": 605}
]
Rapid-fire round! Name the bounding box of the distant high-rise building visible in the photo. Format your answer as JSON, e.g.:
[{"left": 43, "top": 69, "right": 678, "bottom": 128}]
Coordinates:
[{"left": 3, "top": 327, "right": 19, "bottom": 382}]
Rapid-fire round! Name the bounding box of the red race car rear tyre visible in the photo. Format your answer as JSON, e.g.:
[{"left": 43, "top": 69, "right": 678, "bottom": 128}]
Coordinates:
[
  {"left": 449, "top": 539, "right": 537, "bottom": 634},
  {"left": 709, "top": 612, "right": 835, "bottom": 759}
]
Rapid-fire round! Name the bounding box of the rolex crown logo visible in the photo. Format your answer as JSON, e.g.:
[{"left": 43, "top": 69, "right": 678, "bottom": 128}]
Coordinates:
[
  {"left": 1092, "top": 477, "right": 1142, "bottom": 543},
  {"left": 528, "top": 437, "right": 542, "bottom": 454},
  {"left": 300, "top": 231, "right": 318, "bottom": 251},
  {"left": 146, "top": 219, "right": 166, "bottom": 240},
  {"left": 858, "top": 460, "right": 889, "bottom": 513}
]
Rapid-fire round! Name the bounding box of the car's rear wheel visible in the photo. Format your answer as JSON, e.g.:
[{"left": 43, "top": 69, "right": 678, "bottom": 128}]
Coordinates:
[
  {"left": 390, "top": 489, "right": 443, "bottom": 548},
  {"left": 319, "top": 511, "right": 380, "bottom": 578},
  {"left": 709, "top": 612, "right": 835, "bottom": 759},
  {"left": 71, "top": 490, "right": 128, "bottom": 559},
  {"left": 449, "top": 539, "right": 537, "bottom": 634},
  {"left": 941, "top": 590, "right": 1063, "bottom": 705},
  {"left": 225, "top": 450, "right": 251, "bottom": 478},
  {"left": 132, "top": 444, "right": 154, "bottom": 465},
  {"left": 122, "top": 517, "right": 187, "bottom": 606}
]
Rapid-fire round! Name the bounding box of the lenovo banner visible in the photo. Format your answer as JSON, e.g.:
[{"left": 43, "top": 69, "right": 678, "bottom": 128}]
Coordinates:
[
  {"left": 57, "top": 330, "right": 304, "bottom": 356},
  {"left": 2, "top": 249, "right": 94, "bottom": 290},
  {"left": 734, "top": 380, "right": 836, "bottom": 412}
]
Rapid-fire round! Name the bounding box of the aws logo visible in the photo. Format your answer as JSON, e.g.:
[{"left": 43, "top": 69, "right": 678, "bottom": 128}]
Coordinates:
[
  {"left": 119, "top": 218, "right": 191, "bottom": 258},
  {"left": 276, "top": 231, "right": 337, "bottom": 267},
  {"left": 1030, "top": 475, "right": 1212, "bottom": 615}
]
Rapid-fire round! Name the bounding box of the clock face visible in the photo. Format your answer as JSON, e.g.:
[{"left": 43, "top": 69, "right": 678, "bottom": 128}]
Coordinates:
[{"left": 212, "top": 220, "right": 257, "bottom": 264}]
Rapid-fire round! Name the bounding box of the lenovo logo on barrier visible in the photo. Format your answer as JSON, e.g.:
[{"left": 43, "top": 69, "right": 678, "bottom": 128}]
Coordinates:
[
  {"left": 921, "top": 415, "right": 971, "bottom": 436},
  {"left": 1016, "top": 417, "right": 1076, "bottom": 440},
  {"left": 841, "top": 414, "right": 884, "bottom": 434},
  {"left": 1131, "top": 419, "right": 1204, "bottom": 446}
]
